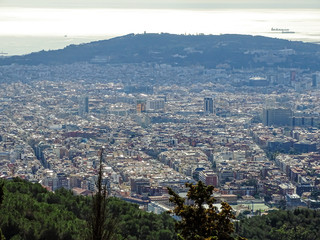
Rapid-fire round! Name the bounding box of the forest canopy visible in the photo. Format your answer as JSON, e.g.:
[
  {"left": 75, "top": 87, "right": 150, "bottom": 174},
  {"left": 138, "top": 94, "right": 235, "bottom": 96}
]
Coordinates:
[{"left": 0, "top": 178, "right": 175, "bottom": 240}]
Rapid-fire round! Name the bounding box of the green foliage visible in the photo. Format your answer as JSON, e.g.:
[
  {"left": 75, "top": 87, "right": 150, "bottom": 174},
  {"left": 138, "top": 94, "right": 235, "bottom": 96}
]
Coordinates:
[
  {"left": 0, "top": 178, "right": 86, "bottom": 240},
  {"left": 106, "top": 198, "right": 176, "bottom": 240},
  {"left": 237, "top": 208, "right": 320, "bottom": 240},
  {"left": 0, "top": 178, "right": 176, "bottom": 240},
  {"left": 1, "top": 34, "right": 320, "bottom": 71},
  {"left": 0, "top": 180, "right": 5, "bottom": 240},
  {"left": 0, "top": 230, "right": 4, "bottom": 240},
  {"left": 88, "top": 149, "right": 118, "bottom": 240},
  {"left": 168, "top": 181, "right": 243, "bottom": 240},
  {"left": 0, "top": 180, "right": 4, "bottom": 206}
]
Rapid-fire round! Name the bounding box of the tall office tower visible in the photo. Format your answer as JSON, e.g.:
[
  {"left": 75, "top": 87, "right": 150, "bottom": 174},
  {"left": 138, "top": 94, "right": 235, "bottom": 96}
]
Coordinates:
[
  {"left": 312, "top": 72, "right": 320, "bottom": 88},
  {"left": 79, "top": 96, "right": 89, "bottom": 116},
  {"left": 136, "top": 99, "right": 146, "bottom": 113},
  {"left": 204, "top": 97, "right": 214, "bottom": 114},
  {"left": 262, "top": 107, "right": 293, "bottom": 126},
  {"left": 290, "top": 70, "right": 296, "bottom": 84}
]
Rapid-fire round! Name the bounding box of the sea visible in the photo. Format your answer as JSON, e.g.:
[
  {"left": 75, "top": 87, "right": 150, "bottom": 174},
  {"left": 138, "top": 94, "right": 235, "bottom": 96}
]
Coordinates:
[{"left": 0, "top": 8, "right": 319, "bottom": 56}]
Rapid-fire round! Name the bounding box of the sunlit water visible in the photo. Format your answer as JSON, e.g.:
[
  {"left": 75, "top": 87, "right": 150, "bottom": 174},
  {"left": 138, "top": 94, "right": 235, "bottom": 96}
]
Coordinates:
[{"left": 0, "top": 8, "right": 319, "bottom": 56}]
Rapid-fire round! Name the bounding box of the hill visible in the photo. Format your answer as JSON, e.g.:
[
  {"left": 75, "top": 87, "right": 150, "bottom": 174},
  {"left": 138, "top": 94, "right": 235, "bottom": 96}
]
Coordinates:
[
  {"left": 236, "top": 208, "right": 320, "bottom": 240},
  {"left": 2, "top": 178, "right": 320, "bottom": 239},
  {"left": 0, "top": 178, "right": 175, "bottom": 240},
  {"left": 1, "top": 33, "right": 320, "bottom": 70}
]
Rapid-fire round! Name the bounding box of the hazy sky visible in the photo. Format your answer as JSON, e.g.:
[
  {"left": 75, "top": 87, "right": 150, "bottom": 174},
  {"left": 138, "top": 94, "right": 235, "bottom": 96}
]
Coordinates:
[
  {"left": 1, "top": 0, "right": 320, "bottom": 9},
  {"left": 1, "top": 0, "right": 319, "bottom": 38},
  {"left": 1, "top": 0, "right": 319, "bottom": 55}
]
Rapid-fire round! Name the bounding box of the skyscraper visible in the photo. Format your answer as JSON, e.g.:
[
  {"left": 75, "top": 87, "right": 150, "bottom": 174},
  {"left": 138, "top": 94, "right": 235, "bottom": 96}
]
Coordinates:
[
  {"left": 136, "top": 99, "right": 146, "bottom": 113},
  {"left": 312, "top": 73, "right": 320, "bottom": 88},
  {"left": 204, "top": 97, "right": 214, "bottom": 114},
  {"left": 290, "top": 70, "right": 296, "bottom": 84},
  {"left": 79, "top": 96, "right": 89, "bottom": 116}
]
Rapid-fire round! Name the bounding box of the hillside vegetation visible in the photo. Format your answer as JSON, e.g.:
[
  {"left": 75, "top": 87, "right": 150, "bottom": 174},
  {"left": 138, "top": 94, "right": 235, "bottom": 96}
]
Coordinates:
[
  {"left": 0, "top": 178, "right": 175, "bottom": 240},
  {"left": 1, "top": 33, "right": 320, "bottom": 70},
  {"left": 236, "top": 208, "right": 320, "bottom": 240},
  {"left": 2, "top": 178, "right": 320, "bottom": 240}
]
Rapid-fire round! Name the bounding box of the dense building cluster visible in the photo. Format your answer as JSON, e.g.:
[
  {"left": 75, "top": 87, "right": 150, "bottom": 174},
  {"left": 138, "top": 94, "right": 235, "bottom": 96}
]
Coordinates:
[{"left": 1, "top": 62, "right": 320, "bottom": 213}]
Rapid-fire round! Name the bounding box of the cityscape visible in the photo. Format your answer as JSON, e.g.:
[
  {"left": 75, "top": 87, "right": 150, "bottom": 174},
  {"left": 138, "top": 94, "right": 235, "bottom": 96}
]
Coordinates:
[
  {"left": 1, "top": 1, "right": 320, "bottom": 239},
  {"left": 1, "top": 58, "right": 320, "bottom": 214}
]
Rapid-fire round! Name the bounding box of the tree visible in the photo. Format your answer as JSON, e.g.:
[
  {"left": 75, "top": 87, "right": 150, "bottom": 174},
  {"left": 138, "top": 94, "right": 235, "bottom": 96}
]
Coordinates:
[
  {"left": 0, "top": 181, "right": 5, "bottom": 240},
  {"left": 0, "top": 181, "right": 4, "bottom": 206},
  {"left": 168, "top": 181, "right": 245, "bottom": 240},
  {"left": 88, "top": 148, "right": 118, "bottom": 240},
  {"left": 0, "top": 181, "right": 3, "bottom": 232}
]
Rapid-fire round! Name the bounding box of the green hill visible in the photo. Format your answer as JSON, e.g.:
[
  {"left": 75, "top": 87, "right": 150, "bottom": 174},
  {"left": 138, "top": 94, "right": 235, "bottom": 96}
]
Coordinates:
[
  {"left": 2, "top": 178, "right": 320, "bottom": 240},
  {"left": 0, "top": 178, "right": 175, "bottom": 240},
  {"left": 1, "top": 33, "right": 320, "bottom": 70},
  {"left": 236, "top": 208, "right": 320, "bottom": 240}
]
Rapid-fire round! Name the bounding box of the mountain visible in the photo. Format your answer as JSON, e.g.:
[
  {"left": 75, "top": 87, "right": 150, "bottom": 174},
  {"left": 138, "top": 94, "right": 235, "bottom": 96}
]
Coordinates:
[{"left": 1, "top": 33, "right": 320, "bottom": 70}]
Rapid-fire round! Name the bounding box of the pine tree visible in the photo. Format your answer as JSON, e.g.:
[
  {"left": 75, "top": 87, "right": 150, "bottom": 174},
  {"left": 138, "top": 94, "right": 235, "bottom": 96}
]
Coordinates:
[
  {"left": 0, "top": 181, "right": 3, "bottom": 206},
  {"left": 0, "top": 181, "right": 6, "bottom": 240},
  {"left": 88, "top": 148, "right": 118, "bottom": 240},
  {"left": 168, "top": 181, "right": 246, "bottom": 240}
]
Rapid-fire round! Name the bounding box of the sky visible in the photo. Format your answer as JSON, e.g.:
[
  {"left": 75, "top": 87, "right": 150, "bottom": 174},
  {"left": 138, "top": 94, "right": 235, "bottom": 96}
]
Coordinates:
[
  {"left": 1, "top": 0, "right": 320, "bottom": 9},
  {"left": 1, "top": 0, "right": 319, "bottom": 37}
]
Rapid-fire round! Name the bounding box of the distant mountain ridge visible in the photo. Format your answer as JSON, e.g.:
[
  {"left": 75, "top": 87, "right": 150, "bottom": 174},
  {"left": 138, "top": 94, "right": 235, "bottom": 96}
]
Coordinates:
[{"left": 1, "top": 33, "right": 320, "bottom": 69}]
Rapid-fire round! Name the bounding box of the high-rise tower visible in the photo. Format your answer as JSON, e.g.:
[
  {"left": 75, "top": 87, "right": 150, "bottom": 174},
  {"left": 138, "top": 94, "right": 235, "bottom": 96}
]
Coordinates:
[
  {"left": 204, "top": 97, "right": 214, "bottom": 114},
  {"left": 79, "top": 96, "right": 89, "bottom": 116}
]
